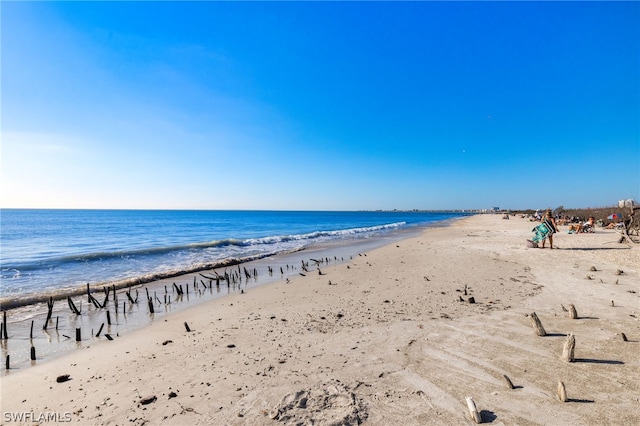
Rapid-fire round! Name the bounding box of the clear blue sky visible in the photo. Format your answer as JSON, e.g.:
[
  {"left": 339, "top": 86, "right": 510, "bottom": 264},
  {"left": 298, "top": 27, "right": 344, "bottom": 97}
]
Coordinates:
[{"left": 2, "top": 1, "right": 638, "bottom": 211}]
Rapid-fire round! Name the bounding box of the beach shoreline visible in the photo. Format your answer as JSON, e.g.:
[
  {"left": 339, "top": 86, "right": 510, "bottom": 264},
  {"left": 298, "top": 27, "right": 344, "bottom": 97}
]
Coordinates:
[
  {"left": 0, "top": 218, "right": 462, "bottom": 375},
  {"left": 1, "top": 214, "right": 638, "bottom": 425}
]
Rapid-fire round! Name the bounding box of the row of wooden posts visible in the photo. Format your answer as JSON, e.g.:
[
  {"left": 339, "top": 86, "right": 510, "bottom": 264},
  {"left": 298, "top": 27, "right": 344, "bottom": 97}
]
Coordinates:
[{"left": 1, "top": 258, "right": 344, "bottom": 372}]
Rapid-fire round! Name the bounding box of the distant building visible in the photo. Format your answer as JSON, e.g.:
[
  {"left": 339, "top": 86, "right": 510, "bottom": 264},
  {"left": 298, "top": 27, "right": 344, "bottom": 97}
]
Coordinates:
[{"left": 619, "top": 199, "right": 636, "bottom": 208}]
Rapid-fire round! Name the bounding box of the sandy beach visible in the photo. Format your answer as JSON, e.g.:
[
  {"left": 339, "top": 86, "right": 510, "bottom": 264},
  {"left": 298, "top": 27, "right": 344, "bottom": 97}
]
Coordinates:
[{"left": 1, "top": 214, "right": 638, "bottom": 425}]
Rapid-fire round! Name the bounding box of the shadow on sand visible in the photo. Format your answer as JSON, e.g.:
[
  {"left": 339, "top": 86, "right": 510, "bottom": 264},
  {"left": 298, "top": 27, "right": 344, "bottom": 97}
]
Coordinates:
[
  {"left": 575, "top": 358, "right": 624, "bottom": 365},
  {"left": 480, "top": 410, "right": 498, "bottom": 423}
]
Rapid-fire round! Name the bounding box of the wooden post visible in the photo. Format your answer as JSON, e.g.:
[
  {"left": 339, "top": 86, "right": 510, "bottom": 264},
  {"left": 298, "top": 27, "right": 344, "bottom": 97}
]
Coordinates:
[
  {"left": 30, "top": 346, "right": 36, "bottom": 361},
  {"left": 55, "top": 316, "right": 59, "bottom": 330},
  {"left": 184, "top": 322, "right": 191, "bottom": 332},
  {"left": 96, "top": 323, "right": 105, "bottom": 337},
  {"left": 3, "top": 311, "right": 8, "bottom": 339},
  {"left": 562, "top": 333, "right": 575, "bottom": 362},
  {"left": 75, "top": 328, "right": 81, "bottom": 342},
  {"left": 5, "top": 354, "right": 9, "bottom": 370},
  {"left": 620, "top": 332, "right": 628, "bottom": 342},
  {"left": 465, "top": 396, "right": 482, "bottom": 423},
  {"left": 68, "top": 297, "right": 81, "bottom": 315},
  {"left": 502, "top": 374, "right": 514, "bottom": 389},
  {"left": 568, "top": 304, "right": 578, "bottom": 319},
  {"left": 529, "top": 312, "right": 547, "bottom": 336},
  {"left": 44, "top": 297, "right": 54, "bottom": 330},
  {"left": 557, "top": 381, "right": 567, "bottom": 402},
  {"left": 30, "top": 320, "right": 34, "bottom": 339}
]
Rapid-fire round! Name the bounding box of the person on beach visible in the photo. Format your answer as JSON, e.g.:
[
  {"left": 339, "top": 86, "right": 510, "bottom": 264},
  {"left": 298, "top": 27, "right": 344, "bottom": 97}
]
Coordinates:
[{"left": 540, "top": 208, "right": 558, "bottom": 249}]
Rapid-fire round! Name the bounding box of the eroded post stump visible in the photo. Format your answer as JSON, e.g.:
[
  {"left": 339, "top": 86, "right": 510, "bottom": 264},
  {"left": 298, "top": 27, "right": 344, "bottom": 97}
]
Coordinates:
[
  {"left": 529, "top": 312, "right": 547, "bottom": 336},
  {"left": 562, "top": 333, "right": 575, "bottom": 362}
]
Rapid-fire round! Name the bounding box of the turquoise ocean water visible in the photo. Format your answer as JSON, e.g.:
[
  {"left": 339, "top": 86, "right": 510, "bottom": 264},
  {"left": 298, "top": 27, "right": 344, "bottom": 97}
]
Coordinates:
[{"left": 1, "top": 209, "right": 469, "bottom": 307}]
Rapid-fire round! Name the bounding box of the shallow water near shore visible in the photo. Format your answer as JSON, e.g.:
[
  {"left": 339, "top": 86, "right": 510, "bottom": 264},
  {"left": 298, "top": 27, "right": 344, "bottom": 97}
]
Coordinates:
[
  {"left": 1, "top": 209, "right": 467, "bottom": 308},
  {"left": 0, "top": 215, "right": 463, "bottom": 374}
]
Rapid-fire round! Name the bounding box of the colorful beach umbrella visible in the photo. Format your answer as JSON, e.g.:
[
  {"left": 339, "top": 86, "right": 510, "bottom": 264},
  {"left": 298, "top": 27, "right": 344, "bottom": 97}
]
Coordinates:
[{"left": 608, "top": 214, "right": 621, "bottom": 220}]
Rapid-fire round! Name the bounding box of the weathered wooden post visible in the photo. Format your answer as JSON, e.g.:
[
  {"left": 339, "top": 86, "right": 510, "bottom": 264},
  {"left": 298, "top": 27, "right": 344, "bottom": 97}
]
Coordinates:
[
  {"left": 568, "top": 304, "right": 578, "bottom": 319},
  {"left": 75, "top": 328, "right": 81, "bottom": 342},
  {"left": 3, "top": 311, "right": 8, "bottom": 339},
  {"left": 557, "top": 381, "right": 567, "bottom": 402},
  {"left": 44, "top": 297, "right": 54, "bottom": 330},
  {"left": 465, "top": 396, "right": 482, "bottom": 423},
  {"left": 562, "top": 333, "right": 575, "bottom": 362},
  {"left": 502, "top": 374, "right": 514, "bottom": 389},
  {"left": 528, "top": 312, "right": 547, "bottom": 336},
  {"left": 30, "top": 346, "right": 36, "bottom": 361}
]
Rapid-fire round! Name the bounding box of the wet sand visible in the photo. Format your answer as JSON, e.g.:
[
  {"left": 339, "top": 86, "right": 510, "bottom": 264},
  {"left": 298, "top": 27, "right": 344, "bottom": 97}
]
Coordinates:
[{"left": 1, "top": 214, "right": 638, "bottom": 425}]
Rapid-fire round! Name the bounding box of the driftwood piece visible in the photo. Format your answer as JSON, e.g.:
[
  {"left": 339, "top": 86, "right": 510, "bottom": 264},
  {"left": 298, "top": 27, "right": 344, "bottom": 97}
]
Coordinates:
[
  {"left": 56, "top": 374, "right": 71, "bottom": 383},
  {"left": 557, "top": 381, "right": 567, "bottom": 402},
  {"left": 568, "top": 304, "right": 578, "bottom": 319},
  {"left": 529, "top": 312, "right": 547, "bottom": 336},
  {"left": 562, "top": 333, "right": 575, "bottom": 362},
  {"left": 140, "top": 395, "right": 157, "bottom": 405},
  {"left": 465, "top": 396, "right": 482, "bottom": 423}
]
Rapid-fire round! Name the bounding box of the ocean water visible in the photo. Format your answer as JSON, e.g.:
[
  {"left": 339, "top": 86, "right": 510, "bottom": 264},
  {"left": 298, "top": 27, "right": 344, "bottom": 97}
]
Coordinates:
[
  {"left": 0, "top": 209, "right": 470, "bottom": 373},
  {"left": 1, "top": 209, "right": 468, "bottom": 307}
]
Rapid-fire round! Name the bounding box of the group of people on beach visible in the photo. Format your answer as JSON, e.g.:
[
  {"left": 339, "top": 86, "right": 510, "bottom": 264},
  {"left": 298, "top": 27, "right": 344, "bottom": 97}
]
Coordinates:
[{"left": 568, "top": 217, "right": 595, "bottom": 234}]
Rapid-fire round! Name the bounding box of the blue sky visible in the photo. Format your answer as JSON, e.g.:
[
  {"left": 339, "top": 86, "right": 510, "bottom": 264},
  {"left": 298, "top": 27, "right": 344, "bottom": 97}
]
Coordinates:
[{"left": 2, "top": 1, "right": 638, "bottom": 211}]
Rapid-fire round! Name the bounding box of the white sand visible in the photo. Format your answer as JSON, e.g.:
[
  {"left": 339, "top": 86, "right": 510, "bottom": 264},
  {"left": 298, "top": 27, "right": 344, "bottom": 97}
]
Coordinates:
[{"left": 1, "top": 214, "right": 638, "bottom": 425}]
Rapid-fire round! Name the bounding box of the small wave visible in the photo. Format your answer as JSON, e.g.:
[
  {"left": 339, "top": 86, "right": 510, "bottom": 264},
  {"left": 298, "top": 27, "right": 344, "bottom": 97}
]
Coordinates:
[{"left": 245, "top": 221, "right": 407, "bottom": 245}]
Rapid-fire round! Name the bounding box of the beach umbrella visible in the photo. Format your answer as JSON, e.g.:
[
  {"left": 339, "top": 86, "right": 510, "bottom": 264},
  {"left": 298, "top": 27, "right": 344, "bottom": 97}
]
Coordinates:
[{"left": 607, "top": 214, "right": 621, "bottom": 220}]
